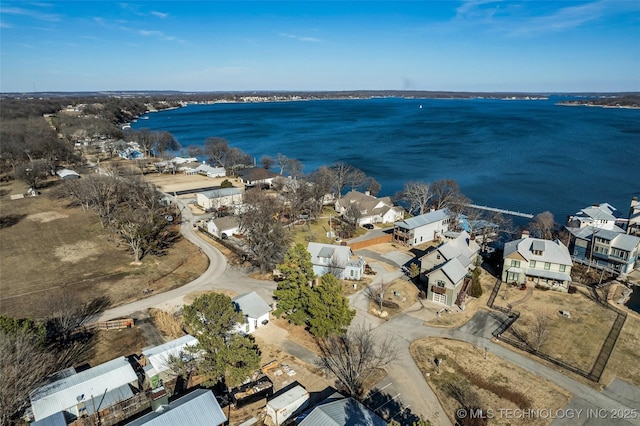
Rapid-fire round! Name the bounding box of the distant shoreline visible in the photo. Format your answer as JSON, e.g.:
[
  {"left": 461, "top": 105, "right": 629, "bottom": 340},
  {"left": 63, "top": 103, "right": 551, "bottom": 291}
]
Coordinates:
[{"left": 556, "top": 102, "right": 640, "bottom": 110}]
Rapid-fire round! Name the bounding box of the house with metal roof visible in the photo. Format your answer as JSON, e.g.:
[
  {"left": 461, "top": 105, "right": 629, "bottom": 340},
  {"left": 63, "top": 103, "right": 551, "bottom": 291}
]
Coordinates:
[
  {"left": 296, "top": 392, "right": 387, "bottom": 426},
  {"left": 125, "top": 388, "right": 227, "bottom": 426},
  {"left": 139, "top": 335, "right": 199, "bottom": 383},
  {"left": 196, "top": 187, "right": 243, "bottom": 211},
  {"left": 566, "top": 200, "right": 640, "bottom": 274},
  {"left": 306, "top": 242, "right": 365, "bottom": 280},
  {"left": 501, "top": 232, "right": 573, "bottom": 291},
  {"left": 393, "top": 209, "right": 451, "bottom": 246},
  {"left": 420, "top": 231, "right": 480, "bottom": 307},
  {"left": 29, "top": 357, "right": 139, "bottom": 422},
  {"left": 55, "top": 168, "right": 80, "bottom": 180},
  {"left": 232, "top": 291, "right": 272, "bottom": 334}
]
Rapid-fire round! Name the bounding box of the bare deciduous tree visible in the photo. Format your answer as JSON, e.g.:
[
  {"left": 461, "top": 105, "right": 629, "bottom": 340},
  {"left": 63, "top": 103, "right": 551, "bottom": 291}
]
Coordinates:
[
  {"left": 529, "top": 309, "right": 554, "bottom": 352},
  {"left": 316, "top": 326, "right": 398, "bottom": 399},
  {"left": 0, "top": 329, "right": 56, "bottom": 425},
  {"left": 402, "top": 181, "right": 434, "bottom": 215},
  {"left": 260, "top": 155, "right": 275, "bottom": 170},
  {"left": 529, "top": 211, "right": 556, "bottom": 240},
  {"left": 365, "top": 280, "right": 391, "bottom": 311}
]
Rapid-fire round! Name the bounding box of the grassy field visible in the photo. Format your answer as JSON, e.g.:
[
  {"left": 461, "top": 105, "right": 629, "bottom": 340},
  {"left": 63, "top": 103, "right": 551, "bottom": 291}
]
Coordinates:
[
  {"left": 499, "top": 286, "right": 617, "bottom": 373},
  {"left": 602, "top": 313, "right": 640, "bottom": 387},
  {"left": 0, "top": 178, "right": 208, "bottom": 318},
  {"left": 411, "top": 338, "right": 571, "bottom": 426}
]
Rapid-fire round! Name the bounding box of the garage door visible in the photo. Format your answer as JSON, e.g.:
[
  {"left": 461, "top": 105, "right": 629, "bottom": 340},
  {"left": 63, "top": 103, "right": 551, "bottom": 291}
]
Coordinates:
[{"left": 433, "top": 293, "right": 447, "bottom": 305}]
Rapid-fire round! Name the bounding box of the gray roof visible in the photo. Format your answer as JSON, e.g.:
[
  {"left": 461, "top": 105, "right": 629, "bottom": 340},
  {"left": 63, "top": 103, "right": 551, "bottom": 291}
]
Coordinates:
[
  {"left": 611, "top": 233, "right": 640, "bottom": 252},
  {"left": 199, "top": 187, "right": 241, "bottom": 199},
  {"left": 233, "top": 291, "right": 272, "bottom": 319},
  {"left": 525, "top": 268, "right": 572, "bottom": 282},
  {"left": 142, "top": 335, "right": 199, "bottom": 376},
  {"left": 394, "top": 209, "right": 449, "bottom": 230},
  {"left": 56, "top": 169, "right": 80, "bottom": 179},
  {"left": 30, "top": 357, "right": 138, "bottom": 421},
  {"left": 212, "top": 216, "right": 239, "bottom": 231},
  {"left": 318, "top": 247, "right": 335, "bottom": 258},
  {"left": 267, "top": 385, "right": 308, "bottom": 410},
  {"left": 298, "top": 393, "right": 386, "bottom": 426},
  {"left": 440, "top": 257, "right": 468, "bottom": 285},
  {"left": 32, "top": 411, "right": 67, "bottom": 426},
  {"left": 125, "top": 389, "right": 226, "bottom": 426},
  {"left": 503, "top": 237, "right": 572, "bottom": 266},
  {"left": 307, "top": 242, "right": 352, "bottom": 267}
]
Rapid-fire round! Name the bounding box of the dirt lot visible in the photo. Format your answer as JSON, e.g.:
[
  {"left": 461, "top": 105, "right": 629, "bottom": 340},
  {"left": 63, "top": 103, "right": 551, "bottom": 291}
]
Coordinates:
[
  {"left": 411, "top": 337, "right": 571, "bottom": 426},
  {"left": 0, "top": 178, "right": 208, "bottom": 318},
  {"left": 368, "top": 278, "right": 420, "bottom": 318}
]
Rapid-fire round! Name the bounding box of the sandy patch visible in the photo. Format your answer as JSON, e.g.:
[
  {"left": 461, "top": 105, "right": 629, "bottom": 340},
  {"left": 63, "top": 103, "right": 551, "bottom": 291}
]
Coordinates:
[
  {"left": 27, "top": 211, "right": 68, "bottom": 223},
  {"left": 54, "top": 240, "right": 101, "bottom": 263}
]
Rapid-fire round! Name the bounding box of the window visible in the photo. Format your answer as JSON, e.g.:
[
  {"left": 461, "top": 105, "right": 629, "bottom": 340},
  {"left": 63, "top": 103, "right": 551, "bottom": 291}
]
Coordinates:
[
  {"left": 507, "top": 272, "right": 519, "bottom": 281},
  {"left": 512, "top": 260, "right": 521, "bottom": 268},
  {"left": 533, "top": 250, "right": 543, "bottom": 256},
  {"left": 559, "top": 265, "right": 566, "bottom": 272},
  {"left": 544, "top": 262, "right": 551, "bottom": 270},
  {"left": 530, "top": 260, "right": 536, "bottom": 268}
]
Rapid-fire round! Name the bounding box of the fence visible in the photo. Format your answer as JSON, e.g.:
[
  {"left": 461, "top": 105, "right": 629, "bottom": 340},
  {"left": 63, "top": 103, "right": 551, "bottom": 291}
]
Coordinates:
[
  {"left": 349, "top": 234, "right": 393, "bottom": 251},
  {"left": 78, "top": 318, "right": 134, "bottom": 333},
  {"left": 69, "top": 391, "right": 151, "bottom": 426},
  {"left": 486, "top": 276, "right": 628, "bottom": 383}
]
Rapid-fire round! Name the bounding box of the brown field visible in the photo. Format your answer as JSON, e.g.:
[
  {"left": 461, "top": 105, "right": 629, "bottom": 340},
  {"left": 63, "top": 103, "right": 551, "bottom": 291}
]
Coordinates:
[
  {"left": 411, "top": 338, "right": 571, "bottom": 426},
  {"left": 0, "top": 179, "right": 208, "bottom": 318},
  {"left": 369, "top": 278, "right": 420, "bottom": 318},
  {"left": 602, "top": 313, "right": 640, "bottom": 387},
  {"left": 499, "top": 286, "right": 617, "bottom": 372}
]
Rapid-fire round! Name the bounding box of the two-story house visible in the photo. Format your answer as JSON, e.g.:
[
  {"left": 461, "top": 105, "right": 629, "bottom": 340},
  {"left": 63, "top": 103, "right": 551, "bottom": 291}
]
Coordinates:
[
  {"left": 334, "top": 191, "right": 404, "bottom": 225},
  {"left": 306, "top": 242, "right": 365, "bottom": 280},
  {"left": 393, "top": 209, "right": 450, "bottom": 247},
  {"left": 420, "top": 230, "right": 480, "bottom": 307},
  {"left": 566, "top": 201, "right": 640, "bottom": 274},
  {"left": 501, "top": 232, "right": 573, "bottom": 291}
]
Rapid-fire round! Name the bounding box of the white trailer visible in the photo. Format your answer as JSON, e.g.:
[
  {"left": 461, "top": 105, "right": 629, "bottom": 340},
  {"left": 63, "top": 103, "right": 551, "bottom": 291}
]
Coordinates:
[{"left": 265, "top": 385, "right": 309, "bottom": 426}]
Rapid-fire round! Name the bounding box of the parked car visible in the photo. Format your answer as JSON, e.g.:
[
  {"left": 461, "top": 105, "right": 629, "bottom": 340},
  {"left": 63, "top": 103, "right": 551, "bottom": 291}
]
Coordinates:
[{"left": 362, "top": 223, "right": 374, "bottom": 229}]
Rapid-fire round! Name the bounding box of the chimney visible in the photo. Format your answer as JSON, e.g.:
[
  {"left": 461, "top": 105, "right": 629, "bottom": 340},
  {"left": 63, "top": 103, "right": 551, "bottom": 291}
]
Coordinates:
[
  {"left": 521, "top": 229, "right": 530, "bottom": 238},
  {"left": 365, "top": 190, "right": 370, "bottom": 196}
]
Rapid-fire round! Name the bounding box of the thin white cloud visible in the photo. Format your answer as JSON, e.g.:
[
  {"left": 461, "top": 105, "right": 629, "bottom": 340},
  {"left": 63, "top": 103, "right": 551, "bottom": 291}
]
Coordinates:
[
  {"left": 0, "top": 5, "right": 61, "bottom": 22},
  {"left": 454, "top": 0, "right": 640, "bottom": 37},
  {"left": 150, "top": 11, "right": 169, "bottom": 19},
  {"left": 0, "top": 21, "right": 12, "bottom": 28},
  {"left": 139, "top": 29, "right": 175, "bottom": 41},
  {"left": 279, "top": 32, "right": 322, "bottom": 42}
]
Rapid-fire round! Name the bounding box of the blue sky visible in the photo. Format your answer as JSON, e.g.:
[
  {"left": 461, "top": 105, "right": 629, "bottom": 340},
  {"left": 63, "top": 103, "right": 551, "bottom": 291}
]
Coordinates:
[{"left": 1, "top": 1, "right": 639, "bottom": 93}]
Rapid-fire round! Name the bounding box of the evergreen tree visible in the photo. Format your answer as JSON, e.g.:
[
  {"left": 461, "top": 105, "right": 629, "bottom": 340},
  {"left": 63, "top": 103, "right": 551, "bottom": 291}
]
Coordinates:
[
  {"left": 182, "top": 293, "right": 261, "bottom": 387},
  {"left": 468, "top": 267, "right": 483, "bottom": 298},
  {"left": 308, "top": 274, "right": 356, "bottom": 338},
  {"left": 273, "top": 243, "right": 315, "bottom": 324}
]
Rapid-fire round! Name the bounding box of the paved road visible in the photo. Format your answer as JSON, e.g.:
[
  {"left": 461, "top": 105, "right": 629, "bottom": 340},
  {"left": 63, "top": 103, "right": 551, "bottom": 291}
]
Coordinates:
[
  {"left": 97, "top": 199, "right": 275, "bottom": 322},
  {"left": 97, "top": 201, "right": 639, "bottom": 426}
]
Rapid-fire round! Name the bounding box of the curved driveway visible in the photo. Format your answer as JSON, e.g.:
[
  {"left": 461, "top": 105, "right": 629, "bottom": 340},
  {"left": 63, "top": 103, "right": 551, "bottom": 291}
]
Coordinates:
[{"left": 98, "top": 199, "right": 275, "bottom": 321}]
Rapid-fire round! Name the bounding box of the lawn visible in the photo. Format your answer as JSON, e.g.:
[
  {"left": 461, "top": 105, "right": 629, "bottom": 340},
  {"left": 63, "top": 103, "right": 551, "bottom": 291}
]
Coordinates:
[
  {"left": 411, "top": 338, "right": 571, "bottom": 426},
  {"left": 498, "top": 286, "right": 617, "bottom": 373},
  {"left": 0, "top": 179, "right": 208, "bottom": 318}
]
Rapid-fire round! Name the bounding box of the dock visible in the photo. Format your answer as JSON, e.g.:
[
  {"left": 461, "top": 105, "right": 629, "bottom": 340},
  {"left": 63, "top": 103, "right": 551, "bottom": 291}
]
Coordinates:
[{"left": 466, "top": 204, "right": 534, "bottom": 219}]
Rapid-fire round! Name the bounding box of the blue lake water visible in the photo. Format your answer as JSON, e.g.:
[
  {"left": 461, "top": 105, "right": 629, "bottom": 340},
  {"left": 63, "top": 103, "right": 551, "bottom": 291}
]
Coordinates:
[{"left": 133, "top": 97, "right": 640, "bottom": 221}]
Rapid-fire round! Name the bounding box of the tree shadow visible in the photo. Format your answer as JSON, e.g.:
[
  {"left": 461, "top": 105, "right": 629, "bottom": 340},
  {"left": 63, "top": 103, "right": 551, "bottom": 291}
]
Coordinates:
[
  {"left": 362, "top": 390, "right": 422, "bottom": 425},
  {"left": 0, "top": 213, "right": 27, "bottom": 229}
]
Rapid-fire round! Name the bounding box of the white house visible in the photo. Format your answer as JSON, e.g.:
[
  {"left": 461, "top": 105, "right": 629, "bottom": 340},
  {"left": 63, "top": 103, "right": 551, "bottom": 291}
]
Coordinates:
[
  {"left": 196, "top": 187, "right": 243, "bottom": 211},
  {"left": 502, "top": 232, "right": 573, "bottom": 291},
  {"left": 29, "top": 357, "right": 139, "bottom": 422},
  {"left": 334, "top": 191, "right": 404, "bottom": 225},
  {"left": 139, "top": 335, "right": 200, "bottom": 383},
  {"left": 232, "top": 292, "right": 272, "bottom": 334},
  {"left": 125, "top": 389, "right": 226, "bottom": 426},
  {"left": 566, "top": 200, "right": 640, "bottom": 274},
  {"left": 194, "top": 163, "right": 226, "bottom": 178},
  {"left": 420, "top": 231, "right": 480, "bottom": 307},
  {"left": 393, "top": 209, "right": 451, "bottom": 246},
  {"left": 56, "top": 169, "right": 80, "bottom": 180},
  {"left": 207, "top": 216, "right": 240, "bottom": 239},
  {"left": 306, "top": 242, "right": 365, "bottom": 280}
]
